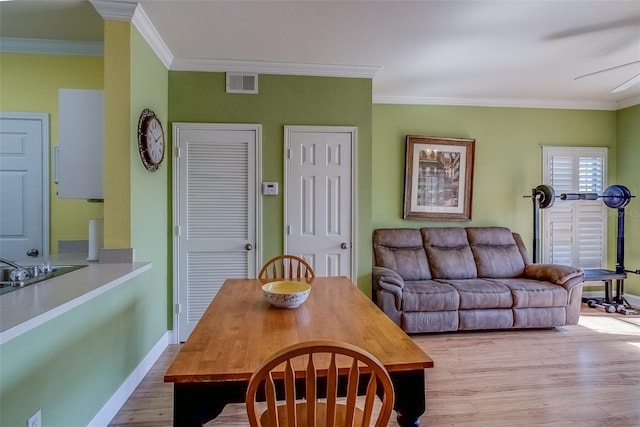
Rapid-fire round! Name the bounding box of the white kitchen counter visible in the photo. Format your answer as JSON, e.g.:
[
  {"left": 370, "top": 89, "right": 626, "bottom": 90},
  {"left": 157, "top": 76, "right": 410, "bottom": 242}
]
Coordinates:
[{"left": 0, "top": 255, "right": 151, "bottom": 345}]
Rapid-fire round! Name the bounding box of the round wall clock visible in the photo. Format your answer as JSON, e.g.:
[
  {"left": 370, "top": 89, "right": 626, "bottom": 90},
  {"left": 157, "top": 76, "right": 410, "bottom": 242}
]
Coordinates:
[{"left": 137, "top": 108, "right": 165, "bottom": 172}]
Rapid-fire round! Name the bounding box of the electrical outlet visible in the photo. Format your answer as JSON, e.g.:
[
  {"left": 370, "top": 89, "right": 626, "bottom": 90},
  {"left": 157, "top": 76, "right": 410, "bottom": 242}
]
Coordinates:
[{"left": 27, "top": 410, "right": 41, "bottom": 427}]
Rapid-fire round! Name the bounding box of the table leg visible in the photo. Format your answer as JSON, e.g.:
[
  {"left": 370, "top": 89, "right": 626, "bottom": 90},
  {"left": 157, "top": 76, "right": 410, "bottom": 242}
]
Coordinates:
[
  {"left": 390, "top": 369, "right": 426, "bottom": 427},
  {"left": 615, "top": 279, "right": 624, "bottom": 304},
  {"left": 604, "top": 279, "right": 612, "bottom": 303},
  {"left": 173, "top": 382, "right": 245, "bottom": 427}
]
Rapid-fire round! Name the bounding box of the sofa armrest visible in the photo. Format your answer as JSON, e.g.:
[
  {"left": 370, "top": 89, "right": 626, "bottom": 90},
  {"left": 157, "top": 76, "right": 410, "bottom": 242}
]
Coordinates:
[
  {"left": 523, "top": 263, "right": 585, "bottom": 289},
  {"left": 372, "top": 266, "right": 404, "bottom": 308}
]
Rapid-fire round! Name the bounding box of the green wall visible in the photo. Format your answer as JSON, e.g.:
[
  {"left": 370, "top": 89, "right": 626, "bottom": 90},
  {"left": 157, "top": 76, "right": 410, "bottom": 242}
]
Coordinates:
[
  {"left": 616, "top": 104, "right": 640, "bottom": 297},
  {"left": 0, "top": 27, "right": 169, "bottom": 427},
  {"left": 372, "top": 104, "right": 618, "bottom": 260},
  {"left": 0, "top": 271, "right": 155, "bottom": 427},
  {"left": 168, "top": 72, "right": 373, "bottom": 293},
  {"left": 0, "top": 53, "right": 104, "bottom": 254},
  {"left": 130, "top": 27, "right": 170, "bottom": 329}
]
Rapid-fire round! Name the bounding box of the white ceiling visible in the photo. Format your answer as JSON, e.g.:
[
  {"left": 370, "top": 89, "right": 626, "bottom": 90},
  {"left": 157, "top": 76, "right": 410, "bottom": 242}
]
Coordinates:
[{"left": 1, "top": 0, "right": 639, "bottom": 110}]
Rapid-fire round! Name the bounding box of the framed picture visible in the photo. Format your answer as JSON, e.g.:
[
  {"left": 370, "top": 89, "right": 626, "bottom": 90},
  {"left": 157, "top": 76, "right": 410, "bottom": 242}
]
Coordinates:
[{"left": 403, "top": 135, "right": 475, "bottom": 220}]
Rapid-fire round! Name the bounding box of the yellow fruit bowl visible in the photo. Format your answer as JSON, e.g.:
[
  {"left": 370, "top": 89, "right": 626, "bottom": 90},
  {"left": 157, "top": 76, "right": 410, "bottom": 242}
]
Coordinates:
[{"left": 261, "top": 280, "right": 311, "bottom": 308}]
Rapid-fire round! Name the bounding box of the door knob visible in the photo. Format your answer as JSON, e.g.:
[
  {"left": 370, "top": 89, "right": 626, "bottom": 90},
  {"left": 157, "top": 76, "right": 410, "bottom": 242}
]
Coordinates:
[
  {"left": 341, "top": 242, "right": 349, "bottom": 249},
  {"left": 27, "top": 248, "right": 39, "bottom": 257},
  {"left": 245, "top": 244, "right": 253, "bottom": 251}
]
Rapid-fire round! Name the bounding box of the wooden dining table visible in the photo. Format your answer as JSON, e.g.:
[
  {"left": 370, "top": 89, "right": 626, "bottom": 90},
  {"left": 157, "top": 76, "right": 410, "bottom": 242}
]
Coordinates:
[{"left": 164, "top": 276, "right": 434, "bottom": 426}]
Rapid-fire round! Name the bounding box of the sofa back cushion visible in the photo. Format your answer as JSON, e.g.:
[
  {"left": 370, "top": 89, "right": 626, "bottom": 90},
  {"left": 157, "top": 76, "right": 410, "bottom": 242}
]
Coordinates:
[
  {"left": 421, "top": 228, "right": 477, "bottom": 279},
  {"left": 466, "top": 227, "right": 526, "bottom": 278},
  {"left": 373, "top": 229, "right": 431, "bottom": 281}
]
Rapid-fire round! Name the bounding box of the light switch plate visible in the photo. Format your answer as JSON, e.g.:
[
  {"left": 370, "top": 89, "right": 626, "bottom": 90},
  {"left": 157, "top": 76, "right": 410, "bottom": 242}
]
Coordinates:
[{"left": 262, "top": 182, "right": 278, "bottom": 195}]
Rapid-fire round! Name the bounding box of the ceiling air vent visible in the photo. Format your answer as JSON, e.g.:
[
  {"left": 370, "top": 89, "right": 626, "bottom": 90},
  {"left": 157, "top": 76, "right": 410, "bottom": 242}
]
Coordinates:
[{"left": 226, "top": 73, "right": 258, "bottom": 94}]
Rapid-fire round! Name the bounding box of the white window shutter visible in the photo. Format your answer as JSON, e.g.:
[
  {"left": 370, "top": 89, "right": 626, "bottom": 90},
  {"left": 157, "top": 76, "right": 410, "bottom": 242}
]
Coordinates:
[{"left": 542, "top": 147, "right": 607, "bottom": 268}]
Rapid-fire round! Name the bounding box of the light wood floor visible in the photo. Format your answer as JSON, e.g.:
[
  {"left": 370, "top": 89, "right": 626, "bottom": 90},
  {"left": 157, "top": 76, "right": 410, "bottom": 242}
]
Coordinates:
[{"left": 109, "top": 309, "right": 640, "bottom": 426}]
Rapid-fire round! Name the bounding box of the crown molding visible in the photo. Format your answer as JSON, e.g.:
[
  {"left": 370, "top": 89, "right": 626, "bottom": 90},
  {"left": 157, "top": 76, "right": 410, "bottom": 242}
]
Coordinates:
[
  {"left": 132, "top": 5, "right": 172, "bottom": 69},
  {"left": 0, "top": 37, "right": 103, "bottom": 56},
  {"left": 169, "top": 58, "right": 380, "bottom": 79},
  {"left": 372, "top": 95, "right": 622, "bottom": 111},
  {"left": 617, "top": 96, "right": 640, "bottom": 110},
  {"left": 90, "top": 0, "right": 137, "bottom": 21}
]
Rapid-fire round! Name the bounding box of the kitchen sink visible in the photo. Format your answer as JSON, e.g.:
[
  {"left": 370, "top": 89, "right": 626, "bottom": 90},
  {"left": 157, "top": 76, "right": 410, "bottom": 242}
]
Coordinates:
[{"left": 0, "top": 264, "right": 87, "bottom": 295}]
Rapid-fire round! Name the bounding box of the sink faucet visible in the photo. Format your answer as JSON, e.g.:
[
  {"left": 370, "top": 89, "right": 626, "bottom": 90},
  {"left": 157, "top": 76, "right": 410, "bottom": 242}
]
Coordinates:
[
  {"left": 0, "top": 258, "right": 27, "bottom": 269},
  {"left": 0, "top": 258, "right": 33, "bottom": 279}
]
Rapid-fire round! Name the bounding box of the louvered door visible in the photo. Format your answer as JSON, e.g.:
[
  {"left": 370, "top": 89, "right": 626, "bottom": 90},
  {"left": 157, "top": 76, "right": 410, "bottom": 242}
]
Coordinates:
[
  {"left": 542, "top": 147, "right": 607, "bottom": 268},
  {"left": 174, "top": 123, "right": 261, "bottom": 342}
]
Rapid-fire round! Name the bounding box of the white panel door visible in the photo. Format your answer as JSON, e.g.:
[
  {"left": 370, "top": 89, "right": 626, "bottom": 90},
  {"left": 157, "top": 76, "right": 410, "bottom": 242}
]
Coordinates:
[
  {"left": 0, "top": 113, "right": 49, "bottom": 260},
  {"left": 285, "top": 126, "right": 354, "bottom": 279},
  {"left": 174, "top": 123, "right": 261, "bottom": 342}
]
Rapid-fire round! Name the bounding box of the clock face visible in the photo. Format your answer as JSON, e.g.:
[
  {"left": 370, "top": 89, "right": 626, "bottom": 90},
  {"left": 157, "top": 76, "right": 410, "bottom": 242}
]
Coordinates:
[
  {"left": 137, "top": 109, "right": 165, "bottom": 172},
  {"left": 146, "top": 118, "right": 164, "bottom": 164}
]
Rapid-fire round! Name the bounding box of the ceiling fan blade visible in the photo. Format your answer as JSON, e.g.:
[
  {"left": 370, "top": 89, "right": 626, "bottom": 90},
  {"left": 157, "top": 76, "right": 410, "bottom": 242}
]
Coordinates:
[
  {"left": 611, "top": 73, "right": 640, "bottom": 93},
  {"left": 575, "top": 60, "right": 640, "bottom": 80},
  {"left": 545, "top": 16, "right": 640, "bottom": 40}
]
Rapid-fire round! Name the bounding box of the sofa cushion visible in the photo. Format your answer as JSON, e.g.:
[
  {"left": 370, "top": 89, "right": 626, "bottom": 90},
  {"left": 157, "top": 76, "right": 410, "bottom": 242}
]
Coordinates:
[
  {"left": 373, "top": 229, "right": 431, "bottom": 281},
  {"left": 492, "top": 278, "right": 568, "bottom": 308},
  {"left": 459, "top": 309, "right": 514, "bottom": 330},
  {"left": 439, "top": 279, "right": 513, "bottom": 309},
  {"left": 421, "top": 228, "right": 477, "bottom": 279},
  {"left": 402, "top": 311, "right": 459, "bottom": 333},
  {"left": 402, "top": 281, "right": 459, "bottom": 312},
  {"left": 513, "top": 307, "right": 566, "bottom": 328},
  {"left": 466, "top": 227, "right": 525, "bottom": 278}
]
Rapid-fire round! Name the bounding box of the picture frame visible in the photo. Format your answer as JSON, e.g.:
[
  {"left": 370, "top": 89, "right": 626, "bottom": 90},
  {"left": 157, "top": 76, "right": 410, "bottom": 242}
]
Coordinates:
[{"left": 403, "top": 135, "right": 475, "bottom": 220}]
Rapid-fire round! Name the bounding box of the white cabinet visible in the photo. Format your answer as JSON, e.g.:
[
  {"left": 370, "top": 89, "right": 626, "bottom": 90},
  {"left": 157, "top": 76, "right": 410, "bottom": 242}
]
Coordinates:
[{"left": 57, "top": 89, "right": 104, "bottom": 199}]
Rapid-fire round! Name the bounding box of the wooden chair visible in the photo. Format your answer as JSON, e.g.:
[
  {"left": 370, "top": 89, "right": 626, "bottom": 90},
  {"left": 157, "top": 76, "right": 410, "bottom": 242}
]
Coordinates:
[
  {"left": 259, "top": 255, "right": 315, "bottom": 281},
  {"left": 245, "top": 340, "right": 395, "bottom": 427}
]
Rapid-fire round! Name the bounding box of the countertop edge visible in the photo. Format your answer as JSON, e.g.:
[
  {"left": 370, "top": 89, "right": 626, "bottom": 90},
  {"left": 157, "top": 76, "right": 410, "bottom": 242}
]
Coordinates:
[{"left": 0, "top": 262, "right": 152, "bottom": 345}]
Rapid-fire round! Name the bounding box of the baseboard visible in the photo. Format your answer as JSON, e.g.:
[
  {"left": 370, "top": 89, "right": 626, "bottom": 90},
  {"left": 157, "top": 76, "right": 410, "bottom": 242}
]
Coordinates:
[
  {"left": 582, "top": 291, "right": 640, "bottom": 308},
  {"left": 88, "top": 331, "right": 170, "bottom": 426}
]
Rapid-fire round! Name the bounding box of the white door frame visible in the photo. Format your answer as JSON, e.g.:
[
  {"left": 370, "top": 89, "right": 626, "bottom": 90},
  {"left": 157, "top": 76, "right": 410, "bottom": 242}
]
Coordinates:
[
  {"left": 0, "top": 112, "right": 50, "bottom": 258},
  {"left": 171, "top": 122, "right": 262, "bottom": 343},
  {"left": 283, "top": 125, "right": 357, "bottom": 281}
]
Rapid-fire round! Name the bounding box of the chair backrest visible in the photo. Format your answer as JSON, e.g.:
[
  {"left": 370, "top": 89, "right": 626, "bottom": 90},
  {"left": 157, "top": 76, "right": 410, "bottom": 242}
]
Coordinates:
[
  {"left": 259, "top": 255, "right": 315, "bottom": 281},
  {"left": 245, "top": 340, "right": 394, "bottom": 427}
]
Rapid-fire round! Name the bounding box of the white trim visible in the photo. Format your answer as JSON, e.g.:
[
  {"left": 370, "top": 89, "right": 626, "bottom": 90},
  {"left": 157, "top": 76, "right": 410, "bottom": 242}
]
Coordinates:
[
  {"left": 90, "top": 0, "right": 137, "bottom": 21},
  {"left": 617, "top": 96, "right": 640, "bottom": 110},
  {"left": 373, "top": 95, "right": 624, "bottom": 111},
  {"left": 351, "top": 127, "right": 358, "bottom": 282},
  {"left": 89, "top": 331, "right": 170, "bottom": 427},
  {"left": 132, "top": 4, "right": 173, "bottom": 70},
  {"left": 0, "top": 37, "right": 103, "bottom": 56},
  {"left": 283, "top": 125, "right": 358, "bottom": 281},
  {"left": 170, "top": 58, "right": 380, "bottom": 79},
  {"left": 41, "top": 114, "right": 50, "bottom": 259},
  {"left": 171, "top": 124, "right": 180, "bottom": 344}
]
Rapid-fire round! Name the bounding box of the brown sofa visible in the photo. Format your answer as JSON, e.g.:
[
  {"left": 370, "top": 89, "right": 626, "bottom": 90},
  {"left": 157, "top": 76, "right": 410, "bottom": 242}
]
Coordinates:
[{"left": 372, "top": 227, "right": 585, "bottom": 333}]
